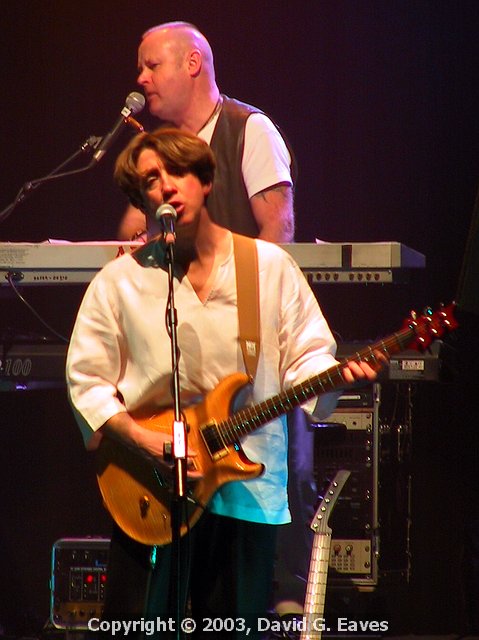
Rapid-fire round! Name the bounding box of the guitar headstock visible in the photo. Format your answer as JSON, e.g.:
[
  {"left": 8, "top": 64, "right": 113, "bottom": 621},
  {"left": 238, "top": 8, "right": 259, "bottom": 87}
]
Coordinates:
[
  {"left": 403, "top": 302, "right": 458, "bottom": 352},
  {"left": 311, "top": 470, "right": 351, "bottom": 535}
]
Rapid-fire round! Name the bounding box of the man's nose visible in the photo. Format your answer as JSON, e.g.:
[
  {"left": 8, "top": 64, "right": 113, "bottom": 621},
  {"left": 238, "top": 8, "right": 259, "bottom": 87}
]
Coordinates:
[{"left": 137, "top": 68, "right": 148, "bottom": 85}]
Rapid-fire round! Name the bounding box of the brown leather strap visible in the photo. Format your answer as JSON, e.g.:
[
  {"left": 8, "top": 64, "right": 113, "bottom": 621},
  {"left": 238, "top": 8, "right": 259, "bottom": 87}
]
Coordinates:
[{"left": 232, "top": 233, "right": 260, "bottom": 382}]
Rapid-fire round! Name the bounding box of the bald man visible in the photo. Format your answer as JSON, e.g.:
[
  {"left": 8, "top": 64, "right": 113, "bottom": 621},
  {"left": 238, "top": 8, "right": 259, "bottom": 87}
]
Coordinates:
[{"left": 119, "top": 21, "right": 295, "bottom": 243}]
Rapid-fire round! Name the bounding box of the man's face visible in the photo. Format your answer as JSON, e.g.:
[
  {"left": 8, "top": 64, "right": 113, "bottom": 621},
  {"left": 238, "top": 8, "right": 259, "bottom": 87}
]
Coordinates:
[
  {"left": 137, "top": 30, "right": 191, "bottom": 124},
  {"left": 136, "top": 148, "right": 211, "bottom": 233}
]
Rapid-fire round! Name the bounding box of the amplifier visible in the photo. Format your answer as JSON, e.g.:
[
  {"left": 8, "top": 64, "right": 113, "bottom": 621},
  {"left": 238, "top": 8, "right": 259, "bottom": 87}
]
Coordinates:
[
  {"left": 0, "top": 341, "right": 66, "bottom": 390},
  {"left": 387, "top": 341, "right": 444, "bottom": 381},
  {"left": 337, "top": 386, "right": 375, "bottom": 409},
  {"left": 329, "top": 538, "right": 373, "bottom": 576},
  {"left": 50, "top": 537, "right": 110, "bottom": 630},
  {"left": 314, "top": 384, "right": 380, "bottom": 589}
]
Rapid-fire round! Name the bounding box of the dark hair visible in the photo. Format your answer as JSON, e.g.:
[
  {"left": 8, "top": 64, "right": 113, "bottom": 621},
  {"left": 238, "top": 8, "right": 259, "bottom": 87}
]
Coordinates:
[{"left": 114, "top": 127, "right": 216, "bottom": 210}]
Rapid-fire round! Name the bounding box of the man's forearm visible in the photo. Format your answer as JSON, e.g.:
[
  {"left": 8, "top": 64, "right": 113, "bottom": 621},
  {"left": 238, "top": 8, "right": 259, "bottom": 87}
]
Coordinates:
[{"left": 251, "top": 183, "right": 295, "bottom": 243}]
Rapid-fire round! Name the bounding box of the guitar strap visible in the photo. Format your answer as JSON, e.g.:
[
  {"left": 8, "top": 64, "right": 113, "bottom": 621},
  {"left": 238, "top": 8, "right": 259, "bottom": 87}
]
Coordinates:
[{"left": 232, "top": 233, "right": 260, "bottom": 382}]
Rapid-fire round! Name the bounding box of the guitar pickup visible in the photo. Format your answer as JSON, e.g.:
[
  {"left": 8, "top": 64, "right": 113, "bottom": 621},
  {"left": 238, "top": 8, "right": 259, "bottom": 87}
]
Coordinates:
[{"left": 200, "top": 421, "right": 228, "bottom": 461}]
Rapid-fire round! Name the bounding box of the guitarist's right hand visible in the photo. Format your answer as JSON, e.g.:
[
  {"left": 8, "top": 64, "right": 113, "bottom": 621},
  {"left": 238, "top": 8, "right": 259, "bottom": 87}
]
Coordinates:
[{"left": 100, "top": 411, "right": 202, "bottom": 479}]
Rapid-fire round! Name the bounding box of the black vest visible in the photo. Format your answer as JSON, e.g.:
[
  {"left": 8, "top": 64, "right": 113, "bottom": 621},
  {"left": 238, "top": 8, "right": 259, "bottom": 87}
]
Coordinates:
[{"left": 207, "top": 95, "right": 296, "bottom": 238}]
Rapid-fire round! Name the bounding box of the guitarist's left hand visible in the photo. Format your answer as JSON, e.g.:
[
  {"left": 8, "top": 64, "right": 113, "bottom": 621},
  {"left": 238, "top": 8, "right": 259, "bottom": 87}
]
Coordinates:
[{"left": 341, "top": 350, "right": 387, "bottom": 385}]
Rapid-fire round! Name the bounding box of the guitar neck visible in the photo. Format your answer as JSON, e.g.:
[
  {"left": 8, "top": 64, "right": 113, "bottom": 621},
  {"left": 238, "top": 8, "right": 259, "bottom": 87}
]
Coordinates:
[
  {"left": 219, "top": 325, "right": 413, "bottom": 445},
  {"left": 301, "top": 534, "right": 331, "bottom": 640}
]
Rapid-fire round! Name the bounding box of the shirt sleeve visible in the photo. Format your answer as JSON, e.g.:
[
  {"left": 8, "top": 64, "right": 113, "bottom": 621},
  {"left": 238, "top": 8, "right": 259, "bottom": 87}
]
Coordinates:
[
  {"left": 274, "top": 250, "right": 341, "bottom": 419},
  {"left": 66, "top": 273, "right": 126, "bottom": 448},
  {"left": 242, "top": 113, "right": 293, "bottom": 198}
]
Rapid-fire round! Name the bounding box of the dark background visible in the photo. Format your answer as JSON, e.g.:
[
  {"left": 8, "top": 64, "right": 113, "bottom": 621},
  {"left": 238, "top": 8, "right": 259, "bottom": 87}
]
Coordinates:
[{"left": 1, "top": 1, "right": 479, "bottom": 636}]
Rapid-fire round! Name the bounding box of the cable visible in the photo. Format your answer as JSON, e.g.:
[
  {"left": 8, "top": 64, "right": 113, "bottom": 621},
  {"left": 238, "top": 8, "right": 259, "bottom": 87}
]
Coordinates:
[{"left": 6, "top": 273, "right": 69, "bottom": 343}]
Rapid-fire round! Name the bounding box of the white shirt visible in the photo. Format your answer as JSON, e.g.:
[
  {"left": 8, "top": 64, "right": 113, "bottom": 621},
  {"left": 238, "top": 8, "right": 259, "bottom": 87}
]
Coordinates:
[
  {"left": 66, "top": 237, "right": 338, "bottom": 525},
  {"left": 200, "top": 111, "right": 292, "bottom": 197}
]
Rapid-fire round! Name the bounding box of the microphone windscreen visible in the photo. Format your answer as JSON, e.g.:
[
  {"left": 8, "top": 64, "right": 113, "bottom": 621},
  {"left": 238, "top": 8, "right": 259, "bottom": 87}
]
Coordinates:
[
  {"left": 126, "top": 92, "right": 146, "bottom": 115},
  {"left": 155, "top": 203, "right": 177, "bottom": 221}
]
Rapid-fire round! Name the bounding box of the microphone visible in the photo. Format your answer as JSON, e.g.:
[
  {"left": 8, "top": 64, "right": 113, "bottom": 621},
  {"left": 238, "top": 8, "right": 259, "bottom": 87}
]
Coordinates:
[
  {"left": 92, "top": 92, "right": 145, "bottom": 163},
  {"left": 156, "top": 203, "right": 177, "bottom": 244}
]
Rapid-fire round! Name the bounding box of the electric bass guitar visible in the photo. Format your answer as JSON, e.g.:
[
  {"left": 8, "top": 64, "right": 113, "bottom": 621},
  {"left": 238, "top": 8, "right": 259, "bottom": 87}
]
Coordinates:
[
  {"left": 301, "top": 470, "right": 351, "bottom": 640},
  {"left": 96, "top": 303, "right": 457, "bottom": 546}
]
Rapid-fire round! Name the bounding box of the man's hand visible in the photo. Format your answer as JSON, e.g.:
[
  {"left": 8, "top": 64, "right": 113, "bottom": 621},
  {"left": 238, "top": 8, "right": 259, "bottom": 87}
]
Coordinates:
[
  {"left": 100, "top": 411, "right": 202, "bottom": 480},
  {"left": 117, "top": 204, "right": 146, "bottom": 240},
  {"left": 341, "top": 351, "right": 388, "bottom": 385}
]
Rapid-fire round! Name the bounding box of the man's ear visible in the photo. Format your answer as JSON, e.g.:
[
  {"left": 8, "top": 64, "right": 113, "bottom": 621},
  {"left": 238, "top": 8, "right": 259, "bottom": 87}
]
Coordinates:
[{"left": 188, "top": 49, "right": 202, "bottom": 77}]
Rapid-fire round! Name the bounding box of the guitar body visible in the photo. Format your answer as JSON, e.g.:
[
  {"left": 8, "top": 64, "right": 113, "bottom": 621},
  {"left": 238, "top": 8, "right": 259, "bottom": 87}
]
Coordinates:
[{"left": 96, "top": 372, "right": 264, "bottom": 547}]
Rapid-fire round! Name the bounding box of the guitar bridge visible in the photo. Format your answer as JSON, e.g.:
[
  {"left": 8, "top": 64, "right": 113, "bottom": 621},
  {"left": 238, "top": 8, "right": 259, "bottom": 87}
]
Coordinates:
[{"left": 200, "top": 420, "right": 228, "bottom": 461}]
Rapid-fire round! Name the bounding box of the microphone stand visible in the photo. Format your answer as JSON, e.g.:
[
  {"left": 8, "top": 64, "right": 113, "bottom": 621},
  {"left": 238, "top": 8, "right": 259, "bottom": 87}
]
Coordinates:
[
  {"left": 0, "top": 135, "right": 101, "bottom": 224},
  {"left": 0, "top": 115, "right": 143, "bottom": 225},
  {"left": 163, "top": 236, "right": 188, "bottom": 640}
]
